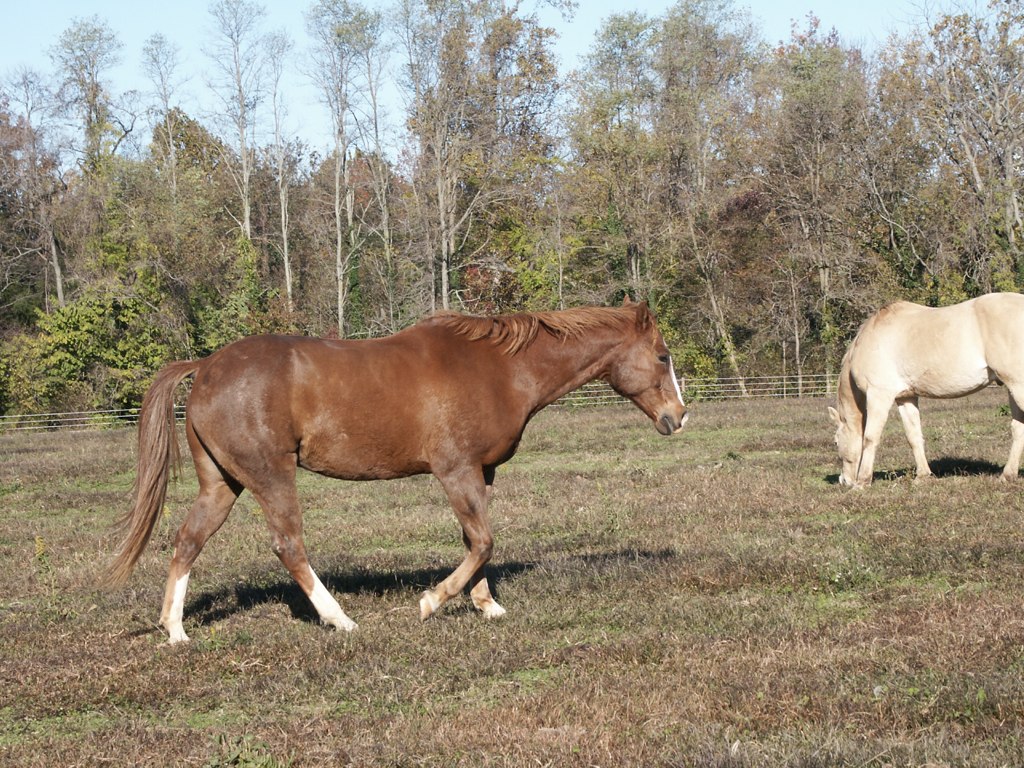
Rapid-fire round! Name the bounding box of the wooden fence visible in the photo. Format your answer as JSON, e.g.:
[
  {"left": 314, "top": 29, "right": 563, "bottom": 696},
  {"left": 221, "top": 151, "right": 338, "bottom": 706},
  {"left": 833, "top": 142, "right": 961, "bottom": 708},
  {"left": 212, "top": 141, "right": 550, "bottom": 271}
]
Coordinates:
[{"left": 0, "top": 373, "right": 837, "bottom": 433}]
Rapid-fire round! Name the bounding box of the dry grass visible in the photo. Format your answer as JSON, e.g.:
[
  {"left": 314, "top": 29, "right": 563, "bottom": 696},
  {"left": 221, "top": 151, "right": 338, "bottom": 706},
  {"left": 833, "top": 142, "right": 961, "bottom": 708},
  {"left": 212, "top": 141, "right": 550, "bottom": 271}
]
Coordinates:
[{"left": 2, "top": 391, "right": 1024, "bottom": 766}]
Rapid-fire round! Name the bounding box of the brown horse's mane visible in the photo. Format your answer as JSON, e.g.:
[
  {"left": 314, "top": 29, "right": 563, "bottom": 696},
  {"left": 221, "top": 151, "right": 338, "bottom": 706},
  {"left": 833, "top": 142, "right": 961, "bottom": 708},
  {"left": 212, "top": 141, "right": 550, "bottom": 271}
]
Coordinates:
[{"left": 422, "top": 305, "right": 643, "bottom": 355}]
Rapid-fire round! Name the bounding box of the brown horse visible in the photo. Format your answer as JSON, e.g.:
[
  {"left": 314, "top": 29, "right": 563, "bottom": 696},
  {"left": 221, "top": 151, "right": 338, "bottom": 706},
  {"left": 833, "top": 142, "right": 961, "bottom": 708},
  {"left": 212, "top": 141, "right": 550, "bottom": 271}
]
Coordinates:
[{"left": 105, "top": 300, "right": 688, "bottom": 642}]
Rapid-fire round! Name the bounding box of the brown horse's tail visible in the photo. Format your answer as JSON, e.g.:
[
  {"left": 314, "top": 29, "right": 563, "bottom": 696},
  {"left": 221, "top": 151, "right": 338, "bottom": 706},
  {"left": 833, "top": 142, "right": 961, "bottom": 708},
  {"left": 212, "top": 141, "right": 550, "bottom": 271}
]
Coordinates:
[{"left": 102, "top": 360, "right": 200, "bottom": 587}]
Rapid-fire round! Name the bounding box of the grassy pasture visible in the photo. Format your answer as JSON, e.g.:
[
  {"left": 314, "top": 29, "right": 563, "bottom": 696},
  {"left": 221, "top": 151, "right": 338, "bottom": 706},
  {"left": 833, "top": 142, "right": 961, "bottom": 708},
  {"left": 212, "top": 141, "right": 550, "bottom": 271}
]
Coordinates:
[{"left": 2, "top": 390, "right": 1024, "bottom": 766}]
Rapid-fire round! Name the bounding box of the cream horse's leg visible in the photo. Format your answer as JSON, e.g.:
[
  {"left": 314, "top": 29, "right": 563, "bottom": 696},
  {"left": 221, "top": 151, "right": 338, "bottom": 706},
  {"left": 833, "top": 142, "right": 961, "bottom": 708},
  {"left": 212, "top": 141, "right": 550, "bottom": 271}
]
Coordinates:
[
  {"left": 1002, "top": 390, "right": 1024, "bottom": 481},
  {"left": 855, "top": 391, "right": 894, "bottom": 488},
  {"left": 897, "top": 396, "right": 932, "bottom": 480}
]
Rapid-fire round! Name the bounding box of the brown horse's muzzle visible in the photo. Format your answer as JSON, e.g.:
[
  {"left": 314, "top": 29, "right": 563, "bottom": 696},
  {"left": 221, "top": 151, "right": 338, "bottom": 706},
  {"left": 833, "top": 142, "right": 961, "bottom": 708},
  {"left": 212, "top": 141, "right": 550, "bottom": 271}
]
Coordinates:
[{"left": 656, "top": 408, "right": 688, "bottom": 436}]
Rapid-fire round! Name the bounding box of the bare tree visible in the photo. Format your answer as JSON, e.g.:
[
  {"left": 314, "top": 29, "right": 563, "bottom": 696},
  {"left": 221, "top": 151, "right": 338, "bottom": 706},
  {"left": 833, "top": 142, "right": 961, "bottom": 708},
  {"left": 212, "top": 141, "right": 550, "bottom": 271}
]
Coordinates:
[
  {"left": 5, "top": 68, "right": 67, "bottom": 310},
  {"left": 350, "top": 7, "right": 402, "bottom": 333},
  {"left": 306, "top": 0, "right": 374, "bottom": 335},
  {"left": 206, "top": 0, "right": 268, "bottom": 240},
  {"left": 758, "top": 17, "right": 870, "bottom": 382},
  {"left": 266, "top": 31, "right": 296, "bottom": 313},
  {"left": 919, "top": 2, "right": 1024, "bottom": 287},
  {"left": 656, "top": 0, "right": 758, "bottom": 391},
  {"left": 396, "top": 0, "right": 478, "bottom": 311},
  {"left": 142, "top": 33, "right": 185, "bottom": 200},
  {"left": 398, "top": 0, "right": 560, "bottom": 311}
]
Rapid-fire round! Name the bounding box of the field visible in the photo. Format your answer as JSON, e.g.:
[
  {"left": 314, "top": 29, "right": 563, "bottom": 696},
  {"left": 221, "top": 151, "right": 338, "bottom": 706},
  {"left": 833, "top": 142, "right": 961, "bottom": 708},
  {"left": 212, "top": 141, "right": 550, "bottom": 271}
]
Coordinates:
[{"left": 2, "top": 390, "right": 1024, "bottom": 766}]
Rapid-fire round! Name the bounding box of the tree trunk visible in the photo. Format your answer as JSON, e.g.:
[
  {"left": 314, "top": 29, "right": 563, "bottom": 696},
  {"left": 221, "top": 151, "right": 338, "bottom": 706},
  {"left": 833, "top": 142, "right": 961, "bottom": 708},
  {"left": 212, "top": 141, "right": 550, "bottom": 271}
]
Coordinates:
[
  {"left": 48, "top": 229, "right": 65, "bottom": 309},
  {"left": 437, "top": 166, "right": 452, "bottom": 310},
  {"left": 335, "top": 150, "right": 347, "bottom": 336},
  {"left": 704, "top": 280, "right": 747, "bottom": 395},
  {"left": 279, "top": 177, "right": 293, "bottom": 313},
  {"left": 789, "top": 268, "right": 802, "bottom": 396}
]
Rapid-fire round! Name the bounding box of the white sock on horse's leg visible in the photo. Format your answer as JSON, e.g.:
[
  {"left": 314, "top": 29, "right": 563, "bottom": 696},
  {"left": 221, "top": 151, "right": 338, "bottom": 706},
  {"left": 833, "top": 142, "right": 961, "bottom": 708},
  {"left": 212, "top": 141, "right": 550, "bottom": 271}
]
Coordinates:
[
  {"left": 162, "top": 571, "right": 191, "bottom": 644},
  {"left": 307, "top": 566, "right": 357, "bottom": 631}
]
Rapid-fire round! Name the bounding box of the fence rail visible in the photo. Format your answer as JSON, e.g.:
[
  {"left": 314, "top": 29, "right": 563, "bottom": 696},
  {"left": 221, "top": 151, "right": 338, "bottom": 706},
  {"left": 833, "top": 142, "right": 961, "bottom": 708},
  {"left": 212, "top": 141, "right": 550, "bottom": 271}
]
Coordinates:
[
  {"left": 0, "top": 373, "right": 838, "bottom": 434},
  {"left": 555, "top": 374, "right": 834, "bottom": 408},
  {"left": 685, "top": 373, "right": 835, "bottom": 400}
]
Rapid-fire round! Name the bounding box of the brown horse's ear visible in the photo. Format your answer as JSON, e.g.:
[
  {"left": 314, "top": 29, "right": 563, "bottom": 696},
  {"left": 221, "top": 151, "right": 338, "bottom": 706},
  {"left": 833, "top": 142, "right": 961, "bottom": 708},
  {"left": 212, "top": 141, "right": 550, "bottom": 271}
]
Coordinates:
[
  {"left": 634, "top": 300, "right": 652, "bottom": 329},
  {"left": 622, "top": 295, "right": 634, "bottom": 306}
]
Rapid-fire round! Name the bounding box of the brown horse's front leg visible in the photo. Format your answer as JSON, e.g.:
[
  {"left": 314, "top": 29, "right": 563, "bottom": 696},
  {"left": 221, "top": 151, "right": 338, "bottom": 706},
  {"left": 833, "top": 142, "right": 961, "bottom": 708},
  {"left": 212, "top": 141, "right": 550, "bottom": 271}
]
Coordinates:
[
  {"left": 420, "top": 466, "right": 504, "bottom": 620},
  {"left": 468, "top": 572, "right": 506, "bottom": 618}
]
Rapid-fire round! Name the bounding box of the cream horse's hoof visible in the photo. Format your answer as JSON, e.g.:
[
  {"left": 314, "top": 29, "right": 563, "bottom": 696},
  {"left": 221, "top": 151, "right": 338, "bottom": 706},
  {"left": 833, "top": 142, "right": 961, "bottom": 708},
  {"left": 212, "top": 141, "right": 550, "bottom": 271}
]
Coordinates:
[
  {"left": 323, "top": 614, "right": 358, "bottom": 632},
  {"left": 164, "top": 625, "right": 190, "bottom": 644},
  {"left": 478, "top": 601, "right": 506, "bottom": 619}
]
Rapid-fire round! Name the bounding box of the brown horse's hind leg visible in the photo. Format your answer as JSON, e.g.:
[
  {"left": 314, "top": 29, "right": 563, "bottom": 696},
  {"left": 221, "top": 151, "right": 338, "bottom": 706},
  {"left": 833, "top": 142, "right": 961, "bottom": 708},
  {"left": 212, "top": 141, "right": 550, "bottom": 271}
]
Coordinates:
[
  {"left": 420, "top": 466, "right": 504, "bottom": 621},
  {"left": 160, "top": 431, "right": 241, "bottom": 643},
  {"left": 248, "top": 463, "right": 357, "bottom": 632}
]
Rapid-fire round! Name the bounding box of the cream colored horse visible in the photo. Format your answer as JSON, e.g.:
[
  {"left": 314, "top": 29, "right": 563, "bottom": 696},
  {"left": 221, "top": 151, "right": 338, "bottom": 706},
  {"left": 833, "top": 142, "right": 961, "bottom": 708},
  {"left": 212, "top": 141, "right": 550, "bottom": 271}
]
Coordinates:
[{"left": 829, "top": 293, "right": 1024, "bottom": 488}]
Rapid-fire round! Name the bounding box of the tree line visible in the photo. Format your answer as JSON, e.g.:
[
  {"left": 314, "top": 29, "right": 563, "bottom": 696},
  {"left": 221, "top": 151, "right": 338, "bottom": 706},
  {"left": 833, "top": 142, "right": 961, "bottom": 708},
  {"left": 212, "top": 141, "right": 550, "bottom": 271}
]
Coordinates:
[{"left": 0, "top": 0, "right": 1021, "bottom": 415}]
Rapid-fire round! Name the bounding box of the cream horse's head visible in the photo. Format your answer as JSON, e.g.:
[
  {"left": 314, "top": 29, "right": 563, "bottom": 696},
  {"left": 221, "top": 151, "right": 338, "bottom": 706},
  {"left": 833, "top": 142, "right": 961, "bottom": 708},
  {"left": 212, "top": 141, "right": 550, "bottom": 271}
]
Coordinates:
[{"left": 828, "top": 405, "right": 862, "bottom": 487}]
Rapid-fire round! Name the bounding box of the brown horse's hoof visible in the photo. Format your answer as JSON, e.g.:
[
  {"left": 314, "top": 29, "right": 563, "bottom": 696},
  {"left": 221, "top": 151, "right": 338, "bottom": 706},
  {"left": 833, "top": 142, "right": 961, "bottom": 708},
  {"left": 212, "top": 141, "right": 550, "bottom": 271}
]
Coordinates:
[{"left": 419, "top": 590, "right": 440, "bottom": 621}]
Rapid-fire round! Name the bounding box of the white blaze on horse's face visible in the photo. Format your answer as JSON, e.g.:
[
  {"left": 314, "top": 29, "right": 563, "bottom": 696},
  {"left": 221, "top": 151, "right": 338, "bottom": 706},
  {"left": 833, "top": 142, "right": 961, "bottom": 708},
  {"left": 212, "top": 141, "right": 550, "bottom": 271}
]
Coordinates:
[
  {"left": 668, "top": 356, "right": 686, "bottom": 409},
  {"left": 650, "top": 343, "right": 688, "bottom": 435},
  {"left": 664, "top": 355, "right": 688, "bottom": 433}
]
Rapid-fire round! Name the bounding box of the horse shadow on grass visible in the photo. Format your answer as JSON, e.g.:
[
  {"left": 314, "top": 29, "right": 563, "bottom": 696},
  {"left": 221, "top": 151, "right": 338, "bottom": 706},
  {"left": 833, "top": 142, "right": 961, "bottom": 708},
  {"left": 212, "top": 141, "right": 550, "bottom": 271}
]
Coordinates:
[
  {"left": 825, "top": 456, "right": 1004, "bottom": 486},
  {"left": 929, "top": 457, "right": 1004, "bottom": 478},
  {"left": 182, "top": 548, "right": 677, "bottom": 629}
]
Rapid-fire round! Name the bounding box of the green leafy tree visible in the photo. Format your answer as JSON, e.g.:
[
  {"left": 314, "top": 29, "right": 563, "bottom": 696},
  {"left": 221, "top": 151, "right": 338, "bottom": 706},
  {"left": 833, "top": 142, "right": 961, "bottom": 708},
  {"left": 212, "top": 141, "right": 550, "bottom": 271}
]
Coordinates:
[
  {"left": 2, "top": 288, "right": 174, "bottom": 413},
  {"left": 566, "top": 11, "right": 660, "bottom": 303},
  {"left": 195, "top": 236, "right": 283, "bottom": 353},
  {"left": 398, "top": 0, "right": 561, "bottom": 312},
  {"left": 756, "top": 15, "right": 872, "bottom": 380},
  {"left": 50, "top": 15, "right": 127, "bottom": 176}
]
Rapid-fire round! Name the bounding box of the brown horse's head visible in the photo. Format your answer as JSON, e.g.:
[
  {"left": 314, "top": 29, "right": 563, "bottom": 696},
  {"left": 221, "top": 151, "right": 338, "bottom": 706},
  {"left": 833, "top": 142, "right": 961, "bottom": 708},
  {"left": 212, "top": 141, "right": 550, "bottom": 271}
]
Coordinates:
[{"left": 606, "top": 299, "right": 688, "bottom": 436}]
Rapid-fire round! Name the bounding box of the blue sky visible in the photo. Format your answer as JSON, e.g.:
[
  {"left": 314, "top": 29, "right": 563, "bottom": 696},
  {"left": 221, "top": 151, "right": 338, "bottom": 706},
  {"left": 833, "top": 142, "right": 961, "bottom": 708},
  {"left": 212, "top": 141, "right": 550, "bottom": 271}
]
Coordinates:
[{"left": 1, "top": 0, "right": 944, "bottom": 152}]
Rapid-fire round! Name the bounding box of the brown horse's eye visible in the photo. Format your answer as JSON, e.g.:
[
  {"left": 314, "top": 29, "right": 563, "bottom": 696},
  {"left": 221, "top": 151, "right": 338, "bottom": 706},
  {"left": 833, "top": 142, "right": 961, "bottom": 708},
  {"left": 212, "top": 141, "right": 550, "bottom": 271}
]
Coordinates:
[{"left": 657, "top": 354, "right": 670, "bottom": 365}]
